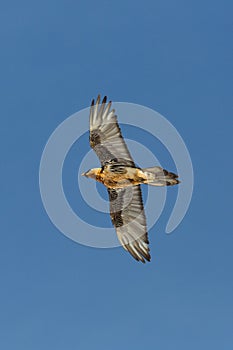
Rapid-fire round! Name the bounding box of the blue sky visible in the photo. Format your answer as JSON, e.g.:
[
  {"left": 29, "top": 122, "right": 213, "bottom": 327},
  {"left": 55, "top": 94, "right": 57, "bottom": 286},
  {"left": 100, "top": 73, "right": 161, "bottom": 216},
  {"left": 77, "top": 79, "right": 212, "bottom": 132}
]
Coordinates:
[{"left": 1, "top": 0, "right": 232, "bottom": 349}]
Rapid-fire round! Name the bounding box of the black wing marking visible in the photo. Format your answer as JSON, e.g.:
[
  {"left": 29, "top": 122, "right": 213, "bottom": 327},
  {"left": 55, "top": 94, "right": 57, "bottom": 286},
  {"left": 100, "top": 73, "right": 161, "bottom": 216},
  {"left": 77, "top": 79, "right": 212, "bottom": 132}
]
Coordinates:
[
  {"left": 89, "top": 95, "right": 135, "bottom": 167},
  {"left": 108, "top": 185, "right": 150, "bottom": 263}
]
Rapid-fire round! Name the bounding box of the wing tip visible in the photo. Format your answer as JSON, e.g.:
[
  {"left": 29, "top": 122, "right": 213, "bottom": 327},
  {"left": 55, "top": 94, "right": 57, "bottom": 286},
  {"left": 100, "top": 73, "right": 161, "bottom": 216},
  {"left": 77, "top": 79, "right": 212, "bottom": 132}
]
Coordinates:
[
  {"left": 125, "top": 242, "right": 151, "bottom": 263},
  {"left": 91, "top": 94, "right": 108, "bottom": 107},
  {"left": 139, "top": 251, "right": 151, "bottom": 263},
  {"left": 136, "top": 253, "right": 151, "bottom": 264}
]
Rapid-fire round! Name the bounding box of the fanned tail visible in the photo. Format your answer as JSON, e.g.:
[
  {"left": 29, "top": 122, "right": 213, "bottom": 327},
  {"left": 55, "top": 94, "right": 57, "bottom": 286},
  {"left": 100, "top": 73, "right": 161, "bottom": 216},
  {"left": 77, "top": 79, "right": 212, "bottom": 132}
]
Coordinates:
[{"left": 142, "top": 166, "right": 180, "bottom": 186}]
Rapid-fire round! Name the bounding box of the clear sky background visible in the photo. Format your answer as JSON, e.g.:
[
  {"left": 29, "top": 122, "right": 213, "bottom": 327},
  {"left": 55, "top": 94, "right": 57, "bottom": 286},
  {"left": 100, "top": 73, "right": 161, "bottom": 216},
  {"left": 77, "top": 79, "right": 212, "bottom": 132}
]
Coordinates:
[{"left": 1, "top": 1, "right": 232, "bottom": 349}]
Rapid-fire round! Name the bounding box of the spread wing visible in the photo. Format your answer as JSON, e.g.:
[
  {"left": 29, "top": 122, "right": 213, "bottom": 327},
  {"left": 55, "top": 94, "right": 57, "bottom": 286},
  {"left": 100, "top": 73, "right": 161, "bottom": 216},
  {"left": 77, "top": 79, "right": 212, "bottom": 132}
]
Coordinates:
[
  {"left": 89, "top": 95, "right": 135, "bottom": 166},
  {"left": 108, "top": 185, "right": 151, "bottom": 263}
]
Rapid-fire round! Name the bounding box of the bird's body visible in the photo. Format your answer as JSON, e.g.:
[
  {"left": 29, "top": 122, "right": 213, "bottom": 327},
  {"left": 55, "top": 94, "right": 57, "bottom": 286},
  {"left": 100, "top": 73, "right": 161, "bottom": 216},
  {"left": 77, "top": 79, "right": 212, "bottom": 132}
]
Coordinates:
[
  {"left": 85, "top": 164, "right": 179, "bottom": 189},
  {"left": 82, "top": 95, "right": 180, "bottom": 263},
  {"left": 84, "top": 165, "right": 146, "bottom": 188}
]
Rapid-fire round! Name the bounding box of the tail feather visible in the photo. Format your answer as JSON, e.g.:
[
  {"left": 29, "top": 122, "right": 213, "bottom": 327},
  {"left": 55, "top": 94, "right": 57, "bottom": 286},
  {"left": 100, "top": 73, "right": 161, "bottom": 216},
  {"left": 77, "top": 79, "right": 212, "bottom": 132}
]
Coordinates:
[{"left": 142, "top": 166, "right": 179, "bottom": 186}]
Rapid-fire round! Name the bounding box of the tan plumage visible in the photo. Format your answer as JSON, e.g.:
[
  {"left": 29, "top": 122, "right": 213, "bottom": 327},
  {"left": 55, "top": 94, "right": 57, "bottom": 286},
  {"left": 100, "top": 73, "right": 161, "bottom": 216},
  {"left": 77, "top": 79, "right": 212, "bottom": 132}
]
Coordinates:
[{"left": 82, "top": 95, "right": 180, "bottom": 263}]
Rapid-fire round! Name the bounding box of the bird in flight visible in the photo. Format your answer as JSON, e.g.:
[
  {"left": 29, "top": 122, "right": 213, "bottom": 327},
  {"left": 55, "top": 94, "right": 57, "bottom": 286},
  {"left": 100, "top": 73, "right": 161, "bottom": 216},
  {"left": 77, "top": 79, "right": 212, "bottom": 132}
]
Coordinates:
[{"left": 82, "top": 95, "right": 179, "bottom": 263}]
